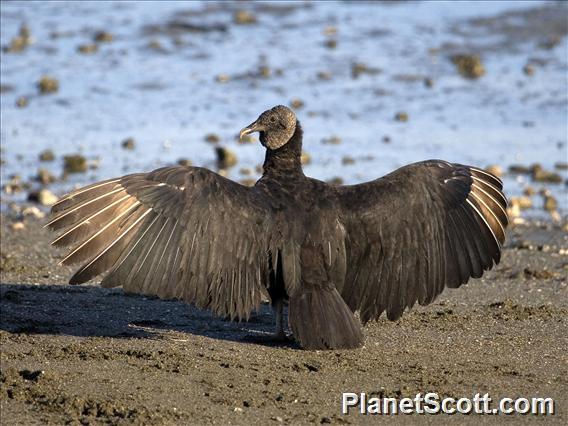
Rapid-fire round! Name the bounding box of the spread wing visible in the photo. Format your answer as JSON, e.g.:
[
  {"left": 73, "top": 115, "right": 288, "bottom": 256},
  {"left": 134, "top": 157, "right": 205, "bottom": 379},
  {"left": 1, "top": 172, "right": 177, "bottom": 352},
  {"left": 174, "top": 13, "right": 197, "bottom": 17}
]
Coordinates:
[
  {"left": 336, "top": 160, "right": 508, "bottom": 323},
  {"left": 47, "top": 166, "right": 273, "bottom": 320}
]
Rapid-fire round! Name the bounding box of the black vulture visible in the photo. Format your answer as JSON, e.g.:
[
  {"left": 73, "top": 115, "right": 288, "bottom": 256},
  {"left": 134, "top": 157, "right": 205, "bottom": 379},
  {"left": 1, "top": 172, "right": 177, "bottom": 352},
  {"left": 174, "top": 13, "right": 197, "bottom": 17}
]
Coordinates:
[{"left": 47, "top": 105, "right": 508, "bottom": 350}]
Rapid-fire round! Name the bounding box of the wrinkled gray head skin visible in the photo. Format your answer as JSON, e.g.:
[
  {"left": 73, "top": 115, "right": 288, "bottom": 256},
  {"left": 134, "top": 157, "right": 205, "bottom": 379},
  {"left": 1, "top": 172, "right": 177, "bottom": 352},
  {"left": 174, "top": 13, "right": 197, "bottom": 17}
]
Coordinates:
[{"left": 240, "top": 105, "right": 297, "bottom": 150}]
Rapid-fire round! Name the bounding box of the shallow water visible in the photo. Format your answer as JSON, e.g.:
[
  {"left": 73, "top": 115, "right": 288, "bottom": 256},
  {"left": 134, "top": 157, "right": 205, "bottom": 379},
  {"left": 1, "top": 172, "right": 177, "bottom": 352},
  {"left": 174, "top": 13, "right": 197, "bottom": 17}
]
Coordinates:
[{"left": 1, "top": 1, "right": 567, "bottom": 217}]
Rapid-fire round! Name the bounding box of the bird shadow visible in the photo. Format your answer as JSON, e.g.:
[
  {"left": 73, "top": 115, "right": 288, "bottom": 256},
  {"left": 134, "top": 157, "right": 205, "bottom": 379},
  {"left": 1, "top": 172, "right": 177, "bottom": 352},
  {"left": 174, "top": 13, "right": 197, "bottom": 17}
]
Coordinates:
[{"left": 0, "top": 283, "right": 299, "bottom": 349}]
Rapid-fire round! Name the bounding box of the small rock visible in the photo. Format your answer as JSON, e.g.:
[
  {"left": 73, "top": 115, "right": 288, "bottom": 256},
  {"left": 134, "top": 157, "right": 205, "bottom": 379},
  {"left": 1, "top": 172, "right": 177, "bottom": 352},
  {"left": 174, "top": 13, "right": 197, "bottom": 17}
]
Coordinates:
[
  {"left": 77, "top": 43, "right": 98, "bottom": 54},
  {"left": 11, "top": 222, "right": 25, "bottom": 231},
  {"left": 424, "top": 77, "right": 434, "bottom": 88},
  {"left": 554, "top": 162, "right": 568, "bottom": 170},
  {"left": 508, "top": 164, "right": 531, "bottom": 174},
  {"left": 342, "top": 155, "right": 355, "bottom": 165},
  {"left": 326, "top": 177, "right": 344, "bottom": 185},
  {"left": 322, "top": 136, "right": 341, "bottom": 145},
  {"left": 451, "top": 54, "right": 485, "bottom": 79},
  {"left": 37, "top": 76, "right": 59, "bottom": 94},
  {"left": 15, "top": 96, "right": 28, "bottom": 108},
  {"left": 205, "top": 133, "right": 220, "bottom": 144},
  {"left": 510, "top": 196, "right": 532, "bottom": 210},
  {"left": 395, "top": 111, "right": 409, "bottom": 122},
  {"left": 290, "top": 98, "right": 304, "bottom": 109},
  {"left": 121, "top": 137, "right": 136, "bottom": 150},
  {"left": 3, "top": 23, "right": 33, "bottom": 53},
  {"left": 94, "top": 31, "right": 113, "bottom": 43},
  {"left": 216, "top": 74, "right": 230, "bottom": 83},
  {"left": 22, "top": 206, "right": 45, "bottom": 219},
  {"left": 324, "top": 39, "right": 337, "bottom": 49},
  {"left": 523, "top": 186, "right": 536, "bottom": 196},
  {"left": 64, "top": 154, "right": 88, "bottom": 173},
  {"left": 543, "top": 195, "right": 557, "bottom": 212},
  {"left": 36, "top": 168, "right": 57, "bottom": 184},
  {"left": 28, "top": 189, "right": 58, "bottom": 206},
  {"left": 177, "top": 158, "right": 192, "bottom": 167},
  {"left": 532, "top": 165, "right": 562, "bottom": 183},
  {"left": 382, "top": 135, "right": 391, "bottom": 143},
  {"left": 258, "top": 65, "right": 271, "bottom": 78},
  {"left": 39, "top": 149, "right": 55, "bottom": 162},
  {"left": 234, "top": 10, "right": 257, "bottom": 25},
  {"left": 301, "top": 151, "right": 311, "bottom": 165},
  {"left": 239, "top": 178, "right": 256, "bottom": 187},
  {"left": 216, "top": 147, "right": 238, "bottom": 169},
  {"left": 351, "top": 62, "right": 381, "bottom": 79},
  {"left": 323, "top": 26, "right": 337, "bottom": 36},
  {"left": 239, "top": 167, "right": 253, "bottom": 176},
  {"left": 523, "top": 64, "right": 535, "bottom": 76},
  {"left": 317, "top": 71, "right": 332, "bottom": 81},
  {"left": 485, "top": 165, "right": 503, "bottom": 178},
  {"left": 234, "top": 407, "right": 243, "bottom": 412}
]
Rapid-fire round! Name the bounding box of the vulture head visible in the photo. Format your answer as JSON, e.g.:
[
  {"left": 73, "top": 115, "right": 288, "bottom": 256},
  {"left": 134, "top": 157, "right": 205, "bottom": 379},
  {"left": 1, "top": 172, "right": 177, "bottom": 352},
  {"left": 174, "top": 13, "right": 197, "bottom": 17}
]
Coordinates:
[{"left": 240, "top": 105, "right": 297, "bottom": 150}]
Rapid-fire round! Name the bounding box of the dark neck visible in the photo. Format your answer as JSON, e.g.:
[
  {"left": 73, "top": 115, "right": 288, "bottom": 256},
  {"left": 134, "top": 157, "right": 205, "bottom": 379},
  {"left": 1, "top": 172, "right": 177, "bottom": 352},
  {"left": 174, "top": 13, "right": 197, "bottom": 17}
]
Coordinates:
[{"left": 262, "top": 121, "right": 304, "bottom": 175}]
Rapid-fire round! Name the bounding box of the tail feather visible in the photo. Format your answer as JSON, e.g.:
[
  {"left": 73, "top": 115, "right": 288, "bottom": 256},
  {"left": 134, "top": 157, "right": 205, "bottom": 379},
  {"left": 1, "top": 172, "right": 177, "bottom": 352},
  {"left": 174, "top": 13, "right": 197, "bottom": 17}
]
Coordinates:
[{"left": 289, "top": 287, "right": 363, "bottom": 350}]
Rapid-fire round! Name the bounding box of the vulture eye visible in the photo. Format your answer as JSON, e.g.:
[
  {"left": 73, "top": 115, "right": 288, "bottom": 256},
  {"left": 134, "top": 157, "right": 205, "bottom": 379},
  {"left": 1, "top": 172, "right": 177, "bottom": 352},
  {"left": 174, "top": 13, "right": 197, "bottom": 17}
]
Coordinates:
[{"left": 269, "top": 116, "right": 276, "bottom": 123}]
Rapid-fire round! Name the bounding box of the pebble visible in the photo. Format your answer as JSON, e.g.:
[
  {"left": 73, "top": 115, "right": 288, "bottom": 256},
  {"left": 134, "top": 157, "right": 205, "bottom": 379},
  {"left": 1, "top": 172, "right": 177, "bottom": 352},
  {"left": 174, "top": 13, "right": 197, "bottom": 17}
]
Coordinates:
[
  {"left": 317, "top": 71, "right": 332, "bottom": 81},
  {"left": 324, "top": 39, "right": 337, "bottom": 49},
  {"left": 451, "top": 54, "right": 485, "bottom": 79},
  {"left": 523, "top": 186, "right": 536, "bottom": 196},
  {"left": 3, "top": 23, "right": 32, "bottom": 53},
  {"left": 342, "top": 156, "right": 355, "bottom": 165},
  {"left": 15, "top": 96, "right": 28, "bottom": 108},
  {"left": 239, "top": 167, "right": 252, "bottom": 176},
  {"left": 424, "top": 77, "right": 434, "bottom": 88},
  {"left": 94, "top": 31, "right": 113, "bottom": 43},
  {"left": 215, "top": 74, "right": 230, "bottom": 83},
  {"left": 485, "top": 165, "right": 503, "bottom": 178},
  {"left": 22, "top": 206, "right": 45, "bottom": 219},
  {"left": 39, "top": 149, "right": 55, "bottom": 162},
  {"left": 554, "top": 162, "right": 568, "bottom": 170},
  {"left": 351, "top": 62, "right": 381, "bottom": 79},
  {"left": 215, "top": 147, "right": 238, "bottom": 169},
  {"left": 326, "top": 177, "right": 344, "bottom": 185},
  {"left": 322, "top": 136, "right": 341, "bottom": 145},
  {"left": 543, "top": 195, "right": 557, "bottom": 212},
  {"left": 508, "top": 164, "right": 531, "bottom": 174},
  {"left": 28, "top": 189, "right": 58, "bottom": 206},
  {"left": 36, "top": 168, "right": 57, "bottom": 184},
  {"left": 37, "top": 76, "right": 59, "bottom": 94},
  {"left": 64, "top": 154, "right": 88, "bottom": 173},
  {"left": 77, "top": 43, "right": 98, "bottom": 54},
  {"left": 11, "top": 222, "right": 26, "bottom": 231},
  {"left": 121, "top": 137, "right": 136, "bottom": 150},
  {"left": 532, "top": 166, "right": 562, "bottom": 183},
  {"left": 205, "top": 133, "right": 220, "bottom": 144},
  {"left": 239, "top": 178, "right": 256, "bottom": 187},
  {"left": 395, "top": 111, "right": 409, "bottom": 122},
  {"left": 510, "top": 196, "right": 533, "bottom": 210},
  {"left": 177, "top": 158, "right": 192, "bottom": 167},
  {"left": 523, "top": 64, "right": 535, "bottom": 76},
  {"left": 289, "top": 98, "right": 304, "bottom": 109},
  {"left": 234, "top": 10, "right": 257, "bottom": 25}
]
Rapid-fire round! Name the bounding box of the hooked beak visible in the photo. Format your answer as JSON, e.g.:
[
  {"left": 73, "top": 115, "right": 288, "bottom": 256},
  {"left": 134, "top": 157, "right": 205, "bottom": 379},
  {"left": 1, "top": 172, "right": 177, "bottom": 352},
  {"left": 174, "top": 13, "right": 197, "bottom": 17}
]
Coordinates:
[{"left": 239, "top": 120, "right": 262, "bottom": 141}]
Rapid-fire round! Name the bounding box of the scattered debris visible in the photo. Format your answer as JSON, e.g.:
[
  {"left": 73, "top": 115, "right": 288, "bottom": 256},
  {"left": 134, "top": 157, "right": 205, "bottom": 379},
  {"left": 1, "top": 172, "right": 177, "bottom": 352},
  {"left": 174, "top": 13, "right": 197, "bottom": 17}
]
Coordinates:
[
  {"left": 351, "top": 63, "right": 381, "bottom": 79},
  {"left": 485, "top": 165, "right": 503, "bottom": 178},
  {"left": 35, "top": 168, "right": 57, "bottom": 185},
  {"left": 15, "top": 96, "right": 28, "bottom": 108},
  {"left": 3, "top": 23, "right": 33, "bottom": 53},
  {"left": 78, "top": 43, "right": 98, "bottom": 54},
  {"left": 121, "top": 137, "right": 136, "bottom": 150},
  {"left": 234, "top": 10, "right": 257, "bottom": 25},
  {"left": 94, "top": 31, "right": 113, "bottom": 43},
  {"left": 289, "top": 98, "right": 304, "bottom": 109},
  {"left": 451, "top": 54, "right": 485, "bottom": 79},
  {"left": 37, "top": 76, "right": 59, "bottom": 94},
  {"left": 205, "top": 133, "right": 221, "bottom": 144},
  {"left": 28, "top": 189, "right": 58, "bottom": 206},
  {"left": 63, "top": 154, "right": 88, "bottom": 173},
  {"left": 215, "top": 147, "right": 238, "bottom": 169},
  {"left": 394, "top": 112, "right": 409, "bottom": 122},
  {"left": 39, "top": 149, "right": 55, "bottom": 162}
]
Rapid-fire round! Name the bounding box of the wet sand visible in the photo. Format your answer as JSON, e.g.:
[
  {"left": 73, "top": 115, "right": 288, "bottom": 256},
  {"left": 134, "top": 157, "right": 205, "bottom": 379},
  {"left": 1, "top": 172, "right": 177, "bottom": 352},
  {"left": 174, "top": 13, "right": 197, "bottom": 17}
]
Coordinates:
[{"left": 1, "top": 215, "right": 567, "bottom": 424}]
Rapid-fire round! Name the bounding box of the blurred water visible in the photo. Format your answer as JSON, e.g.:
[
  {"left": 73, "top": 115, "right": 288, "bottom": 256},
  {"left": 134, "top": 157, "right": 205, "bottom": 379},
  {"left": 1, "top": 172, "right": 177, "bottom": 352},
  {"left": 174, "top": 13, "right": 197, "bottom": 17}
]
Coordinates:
[{"left": 1, "top": 1, "right": 567, "bottom": 217}]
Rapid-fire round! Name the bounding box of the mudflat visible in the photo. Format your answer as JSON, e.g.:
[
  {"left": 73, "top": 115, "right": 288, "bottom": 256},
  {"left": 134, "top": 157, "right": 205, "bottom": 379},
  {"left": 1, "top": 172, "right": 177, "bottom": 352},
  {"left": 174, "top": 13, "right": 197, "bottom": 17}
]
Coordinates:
[{"left": 1, "top": 215, "right": 566, "bottom": 424}]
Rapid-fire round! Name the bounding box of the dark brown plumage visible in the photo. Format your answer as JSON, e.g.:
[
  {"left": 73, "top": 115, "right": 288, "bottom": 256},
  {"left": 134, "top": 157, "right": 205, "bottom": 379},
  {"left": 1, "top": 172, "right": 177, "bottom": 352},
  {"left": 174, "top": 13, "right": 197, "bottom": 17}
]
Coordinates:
[{"left": 47, "top": 105, "right": 508, "bottom": 350}]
